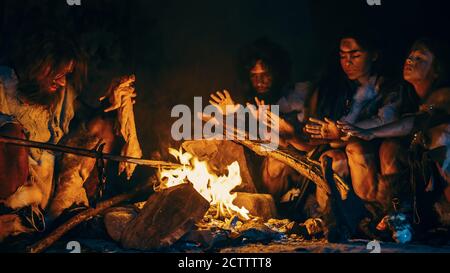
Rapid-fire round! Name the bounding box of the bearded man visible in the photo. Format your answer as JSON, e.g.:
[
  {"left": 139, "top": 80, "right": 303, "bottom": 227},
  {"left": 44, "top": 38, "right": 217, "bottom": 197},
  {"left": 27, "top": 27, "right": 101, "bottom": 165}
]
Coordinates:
[{"left": 0, "top": 34, "right": 142, "bottom": 242}]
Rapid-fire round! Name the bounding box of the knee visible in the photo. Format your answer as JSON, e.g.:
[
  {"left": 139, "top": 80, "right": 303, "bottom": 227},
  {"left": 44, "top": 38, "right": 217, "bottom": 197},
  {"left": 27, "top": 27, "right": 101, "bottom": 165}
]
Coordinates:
[
  {"left": 345, "top": 141, "right": 365, "bottom": 157},
  {"left": 379, "top": 139, "right": 405, "bottom": 175},
  {"left": 345, "top": 141, "right": 377, "bottom": 176},
  {"left": 379, "top": 139, "right": 401, "bottom": 160},
  {"left": 87, "top": 117, "right": 115, "bottom": 139},
  {"left": 264, "top": 158, "right": 288, "bottom": 179},
  {"left": 320, "top": 150, "right": 349, "bottom": 178},
  {"left": 261, "top": 159, "right": 290, "bottom": 200},
  {"left": 353, "top": 184, "right": 375, "bottom": 202},
  {"left": 320, "top": 150, "right": 347, "bottom": 163}
]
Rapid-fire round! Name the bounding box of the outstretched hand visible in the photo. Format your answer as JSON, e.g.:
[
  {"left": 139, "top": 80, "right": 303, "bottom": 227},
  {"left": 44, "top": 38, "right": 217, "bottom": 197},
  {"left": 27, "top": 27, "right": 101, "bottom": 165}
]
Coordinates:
[
  {"left": 245, "top": 98, "right": 294, "bottom": 147},
  {"left": 305, "top": 117, "right": 341, "bottom": 140},
  {"left": 209, "top": 90, "right": 239, "bottom": 114},
  {"left": 336, "top": 120, "right": 375, "bottom": 141}
]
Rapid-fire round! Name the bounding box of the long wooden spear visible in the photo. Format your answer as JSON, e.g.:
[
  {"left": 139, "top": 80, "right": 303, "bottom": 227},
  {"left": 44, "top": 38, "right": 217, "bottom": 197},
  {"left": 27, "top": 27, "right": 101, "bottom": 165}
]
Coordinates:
[{"left": 0, "top": 135, "right": 182, "bottom": 169}]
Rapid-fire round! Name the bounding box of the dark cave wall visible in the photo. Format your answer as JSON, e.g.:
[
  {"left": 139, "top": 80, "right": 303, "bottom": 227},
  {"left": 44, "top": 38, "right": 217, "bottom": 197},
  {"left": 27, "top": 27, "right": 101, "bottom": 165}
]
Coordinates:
[
  {"left": 130, "top": 0, "right": 316, "bottom": 156},
  {"left": 1, "top": 0, "right": 449, "bottom": 160}
]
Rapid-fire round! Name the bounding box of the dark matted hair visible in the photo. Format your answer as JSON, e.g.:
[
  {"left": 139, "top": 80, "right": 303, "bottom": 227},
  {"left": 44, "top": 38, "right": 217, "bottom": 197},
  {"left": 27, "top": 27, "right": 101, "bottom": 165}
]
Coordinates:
[
  {"left": 10, "top": 32, "right": 87, "bottom": 105},
  {"left": 308, "top": 29, "right": 384, "bottom": 120},
  {"left": 237, "top": 37, "right": 292, "bottom": 102},
  {"left": 410, "top": 37, "right": 450, "bottom": 90},
  {"left": 340, "top": 29, "right": 383, "bottom": 77}
]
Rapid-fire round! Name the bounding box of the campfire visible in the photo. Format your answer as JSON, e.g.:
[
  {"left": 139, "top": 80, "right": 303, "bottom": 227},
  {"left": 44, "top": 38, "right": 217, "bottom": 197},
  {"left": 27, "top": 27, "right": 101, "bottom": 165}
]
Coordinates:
[
  {"left": 4, "top": 118, "right": 328, "bottom": 253},
  {"left": 101, "top": 145, "right": 316, "bottom": 252},
  {"left": 26, "top": 140, "right": 327, "bottom": 253},
  {"left": 157, "top": 147, "right": 250, "bottom": 221}
]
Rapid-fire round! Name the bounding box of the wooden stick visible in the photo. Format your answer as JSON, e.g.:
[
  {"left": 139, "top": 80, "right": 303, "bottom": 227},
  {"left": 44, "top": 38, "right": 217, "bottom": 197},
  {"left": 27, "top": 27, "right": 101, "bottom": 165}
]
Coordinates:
[
  {"left": 234, "top": 139, "right": 349, "bottom": 196},
  {"left": 208, "top": 116, "right": 349, "bottom": 195},
  {"left": 0, "top": 135, "right": 182, "bottom": 169},
  {"left": 26, "top": 184, "right": 152, "bottom": 253}
]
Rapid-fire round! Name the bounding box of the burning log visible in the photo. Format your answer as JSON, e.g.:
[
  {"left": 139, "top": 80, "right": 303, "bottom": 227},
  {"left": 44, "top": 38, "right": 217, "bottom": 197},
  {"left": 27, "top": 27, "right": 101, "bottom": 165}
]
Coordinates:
[
  {"left": 181, "top": 140, "right": 257, "bottom": 193},
  {"left": 104, "top": 207, "right": 139, "bottom": 242},
  {"left": 234, "top": 221, "right": 283, "bottom": 243},
  {"left": 157, "top": 147, "right": 251, "bottom": 220},
  {"left": 233, "top": 192, "right": 277, "bottom": 220},
  {"left": 26, "top": 183, "right": 152, "bottom": 253},
  {"left": 120, "top": 183, "right": 210, "bottom": 250},
  {"left": 234, "top": 139, "right": 349, "bottom": 197}
]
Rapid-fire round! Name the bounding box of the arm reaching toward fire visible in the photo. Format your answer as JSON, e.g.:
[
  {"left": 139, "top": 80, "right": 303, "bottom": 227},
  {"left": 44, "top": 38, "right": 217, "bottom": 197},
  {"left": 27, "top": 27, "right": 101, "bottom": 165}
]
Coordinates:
[
  {"left": 209, "top": 90, "right": 240, "bottom": 115},
  {"left": 251, "top": 98, "right": 316, "bottom": 151},
  {"left": 336, "top": 116, "right": 416, "bottom": 141}
]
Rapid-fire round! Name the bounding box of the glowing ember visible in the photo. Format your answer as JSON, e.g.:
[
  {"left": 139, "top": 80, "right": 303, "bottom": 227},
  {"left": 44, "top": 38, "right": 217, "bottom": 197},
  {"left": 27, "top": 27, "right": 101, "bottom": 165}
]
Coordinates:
[{"left": 158, "top": 147, "right": 250, "bottom": 220}]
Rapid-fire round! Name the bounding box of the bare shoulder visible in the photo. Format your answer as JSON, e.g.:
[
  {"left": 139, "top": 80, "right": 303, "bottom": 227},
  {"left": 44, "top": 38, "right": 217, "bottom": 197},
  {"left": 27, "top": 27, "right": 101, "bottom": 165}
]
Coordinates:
[
  {"left": 427, "top": 87, "right": 450, "bottom": 102},
  {"left": 426, "top": 87, "right": 450, "bottom": 112}
]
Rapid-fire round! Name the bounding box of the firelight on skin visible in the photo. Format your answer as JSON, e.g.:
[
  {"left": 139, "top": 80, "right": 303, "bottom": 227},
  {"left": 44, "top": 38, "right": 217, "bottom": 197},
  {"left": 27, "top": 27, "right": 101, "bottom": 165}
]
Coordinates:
[
  {"left": 403, "top": 48, "right": 438, "bottom": 99},
  {"left": 339, "top": 38, "right": 377, "bottom": 86},
  {"left": 37, "top": 60, "right": 75, "bottom": 94},
  {"left": 250, "top": 60, "right": 273, "bottom": 94}
]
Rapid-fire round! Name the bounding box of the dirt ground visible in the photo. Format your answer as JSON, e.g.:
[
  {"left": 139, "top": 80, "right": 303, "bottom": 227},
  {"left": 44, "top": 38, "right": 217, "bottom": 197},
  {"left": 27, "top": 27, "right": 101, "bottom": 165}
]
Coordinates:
[{"left": 45, "top": 237, "right": 450, "bottom": 254}]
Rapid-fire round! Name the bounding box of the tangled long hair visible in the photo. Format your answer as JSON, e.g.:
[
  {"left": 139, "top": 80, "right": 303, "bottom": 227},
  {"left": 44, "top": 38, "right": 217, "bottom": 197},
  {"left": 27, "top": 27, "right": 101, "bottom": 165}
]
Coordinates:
[
  {"left": 237, "top": 37, "right": 292, "bottom": 104},
  {"left": 308, "top": 29, "right": 384, "bottom": 120},
  {"left": 409, "top": 37, "right": 450, "bottom": 91},
  {"left": 10, "top": 32, "right": 87, "bottom": 107}
]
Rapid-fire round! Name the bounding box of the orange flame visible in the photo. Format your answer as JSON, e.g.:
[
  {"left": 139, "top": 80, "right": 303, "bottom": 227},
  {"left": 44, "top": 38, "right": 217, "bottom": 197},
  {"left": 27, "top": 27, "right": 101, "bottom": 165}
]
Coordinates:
[{"left": 158, "top": 147, "right": 250, "bottom": 220}]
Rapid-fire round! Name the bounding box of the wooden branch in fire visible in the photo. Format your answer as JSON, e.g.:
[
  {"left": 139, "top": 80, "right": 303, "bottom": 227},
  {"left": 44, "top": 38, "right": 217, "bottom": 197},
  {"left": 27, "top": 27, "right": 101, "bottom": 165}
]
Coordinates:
[
  {"left": 204, "top": 114, "right": 349, "bottom": 196},
  {"left": 26, "top": 183, "right": 153, "bottom": 253},
  {"left": 234, "top": 139, "right": 349, "bottom": 196}
]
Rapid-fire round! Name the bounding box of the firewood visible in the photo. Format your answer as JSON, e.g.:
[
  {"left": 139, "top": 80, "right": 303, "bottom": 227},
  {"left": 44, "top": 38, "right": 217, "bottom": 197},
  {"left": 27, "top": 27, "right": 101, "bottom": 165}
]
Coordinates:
[
  {"left": 234, "top": 221, "right": 283, "bottom": 243},
  {"left": 120, "top": 183, "right": 210, "bottom": 250},
  {"left": 181, "top": 229, "right": 229, "bottom": 249},
  {"left": 26, "top": 183, "right": 152, "bottom": 253},
  {"left": 233, "top": 192, "right": 277, "bottom": 220},
  {"left": 103, "top": 207, "right": 139, "bottom": 242},
  {"left": 234, "top": 139, "right": 349, "bottom": 197},
  {"left": 182, "top": 140, "right": 258, "bottom": 193}
]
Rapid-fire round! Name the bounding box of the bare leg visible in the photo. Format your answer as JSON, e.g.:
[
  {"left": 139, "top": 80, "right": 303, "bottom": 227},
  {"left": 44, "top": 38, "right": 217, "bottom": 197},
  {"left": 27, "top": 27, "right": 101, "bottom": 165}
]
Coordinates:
[
  {"left": 48, "top": 116, "right": 118, "bottom": 220},
  {"left": 379, "top": 139, "right": 409, "bottom": 176},
  {"left": 261, "top": 157, "right": 297, "bottom": 202},
  {"left": 377, "top": 139, "right": 411, "bottom": 213},
  {"left": 346, "top": 141, "right": 378, "bottom": 202}
]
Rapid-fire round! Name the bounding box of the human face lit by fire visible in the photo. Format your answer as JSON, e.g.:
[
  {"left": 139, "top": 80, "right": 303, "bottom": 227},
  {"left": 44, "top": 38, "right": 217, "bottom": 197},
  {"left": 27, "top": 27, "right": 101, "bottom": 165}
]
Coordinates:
[
  {"left": 250, "top": 60, "right": 273, "bottom": 94},
  {"left": 403, "top": 47, "right": 437, "bottom": 88},
  {"left": 340, "top": 38, "right": 376, "bottom": 84},
  {"left": 37, "top": 60, "right": 75, "bottom": 94}
]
